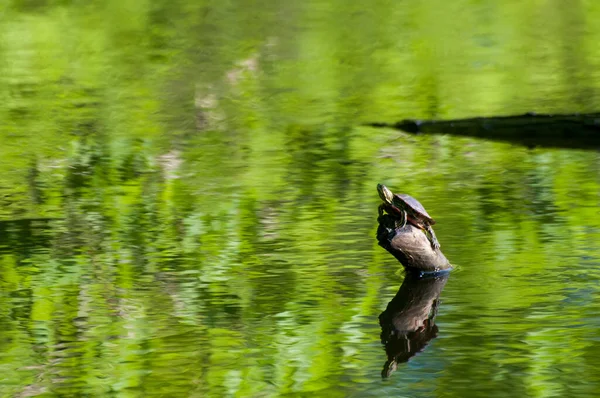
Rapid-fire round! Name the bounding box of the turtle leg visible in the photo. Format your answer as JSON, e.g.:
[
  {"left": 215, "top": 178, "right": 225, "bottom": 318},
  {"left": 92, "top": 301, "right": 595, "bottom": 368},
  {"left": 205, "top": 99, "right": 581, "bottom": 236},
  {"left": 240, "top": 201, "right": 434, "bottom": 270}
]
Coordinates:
[
  {"left": 378, "top": 203, "right": 385, "bottom": 217},
  {"left": 399, "top": 210, "right": 407, "bottom": 228},
  {"left": 425, "top": 224, "right": 440, "bottom": 250},
  {"left": 394, "top": 209, "right": 407, "bottom": 229}
]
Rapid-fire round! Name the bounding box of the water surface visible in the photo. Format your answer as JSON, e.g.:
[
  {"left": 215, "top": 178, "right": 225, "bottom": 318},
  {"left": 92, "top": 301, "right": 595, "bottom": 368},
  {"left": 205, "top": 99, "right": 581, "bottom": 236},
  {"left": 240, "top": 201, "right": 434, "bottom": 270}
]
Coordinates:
[{"left": 1, "top": 1, "right": 600, "bottom": 396}]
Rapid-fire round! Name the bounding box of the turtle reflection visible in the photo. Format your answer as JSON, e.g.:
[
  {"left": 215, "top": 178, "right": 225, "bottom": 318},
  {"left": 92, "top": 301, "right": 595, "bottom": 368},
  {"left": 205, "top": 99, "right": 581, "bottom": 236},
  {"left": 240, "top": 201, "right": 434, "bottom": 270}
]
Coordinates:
[{"left": 379, "top": 271, "right": 449, "bottom": 378}]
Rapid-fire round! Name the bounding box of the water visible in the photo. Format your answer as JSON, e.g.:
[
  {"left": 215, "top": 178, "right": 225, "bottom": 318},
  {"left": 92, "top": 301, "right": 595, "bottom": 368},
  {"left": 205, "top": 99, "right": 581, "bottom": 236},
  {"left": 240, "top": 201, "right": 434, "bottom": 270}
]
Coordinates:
[{"left": 1, "top": 1, "right": 600, "bottom": 396}]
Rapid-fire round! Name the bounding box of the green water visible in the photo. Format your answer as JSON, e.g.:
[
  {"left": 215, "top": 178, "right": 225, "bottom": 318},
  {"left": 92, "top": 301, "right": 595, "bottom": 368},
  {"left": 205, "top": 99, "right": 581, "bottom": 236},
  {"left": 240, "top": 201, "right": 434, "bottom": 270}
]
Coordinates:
[{"left": 1, "top": 0, "right": 600, "bottom": 396}]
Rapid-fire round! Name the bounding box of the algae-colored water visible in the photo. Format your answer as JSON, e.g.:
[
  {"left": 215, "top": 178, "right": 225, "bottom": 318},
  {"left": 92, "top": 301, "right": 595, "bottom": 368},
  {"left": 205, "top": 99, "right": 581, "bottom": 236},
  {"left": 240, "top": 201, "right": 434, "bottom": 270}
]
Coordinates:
[{"left": 1, "top": 1, "right": 600, "bottom": 396}]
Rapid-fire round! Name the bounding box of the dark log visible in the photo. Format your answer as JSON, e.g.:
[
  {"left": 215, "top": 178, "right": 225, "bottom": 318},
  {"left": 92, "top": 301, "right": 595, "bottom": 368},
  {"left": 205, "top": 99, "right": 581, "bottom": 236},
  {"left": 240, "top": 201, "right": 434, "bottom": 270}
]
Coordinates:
[
  {"left": 379, "top": 271, "right": 449, "bottom": 378},
  {"left": 377, "top": 214, "right": 452, "bottom": 272},
  {"left": 366, "top": 112, "right": 600, "bottom": 150}
]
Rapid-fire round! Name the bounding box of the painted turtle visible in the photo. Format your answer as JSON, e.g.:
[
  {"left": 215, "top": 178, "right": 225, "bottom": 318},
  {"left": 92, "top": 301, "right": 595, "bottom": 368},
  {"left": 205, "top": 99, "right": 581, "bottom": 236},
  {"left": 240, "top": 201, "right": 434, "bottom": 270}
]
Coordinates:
[{"left": 377, "top": 184, "right": 440, "bottom": 250}]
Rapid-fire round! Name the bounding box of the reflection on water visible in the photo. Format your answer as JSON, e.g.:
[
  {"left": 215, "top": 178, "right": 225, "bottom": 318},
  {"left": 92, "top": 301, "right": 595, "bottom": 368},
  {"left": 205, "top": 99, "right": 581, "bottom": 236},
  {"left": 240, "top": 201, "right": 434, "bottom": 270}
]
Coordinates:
[
  {"left": 1, "top": 0, "right": 600, "bottom": 397},
  {"left": 379, "top": 272, "right": 448, "bottom": 378}
]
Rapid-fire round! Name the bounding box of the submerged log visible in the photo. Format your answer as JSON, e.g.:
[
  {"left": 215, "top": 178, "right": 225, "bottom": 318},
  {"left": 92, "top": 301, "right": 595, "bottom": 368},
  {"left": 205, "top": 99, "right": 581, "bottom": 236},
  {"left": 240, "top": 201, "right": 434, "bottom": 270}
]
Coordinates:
[
  {"left": 377, "top": 214, "right": 451, "bottom": 272},
  {"left": 379, "top": 271, "right": 449, "bottom": 378},
  {"left": 367, "top": 112, "right": 600, "bottom": 150}
]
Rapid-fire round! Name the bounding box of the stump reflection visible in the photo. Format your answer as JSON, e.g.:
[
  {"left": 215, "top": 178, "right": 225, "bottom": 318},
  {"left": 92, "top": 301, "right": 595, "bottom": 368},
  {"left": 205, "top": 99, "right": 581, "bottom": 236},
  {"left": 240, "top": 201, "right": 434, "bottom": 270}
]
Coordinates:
[{"left": 379, "top": 271, "right": 449, "bottom": 378}]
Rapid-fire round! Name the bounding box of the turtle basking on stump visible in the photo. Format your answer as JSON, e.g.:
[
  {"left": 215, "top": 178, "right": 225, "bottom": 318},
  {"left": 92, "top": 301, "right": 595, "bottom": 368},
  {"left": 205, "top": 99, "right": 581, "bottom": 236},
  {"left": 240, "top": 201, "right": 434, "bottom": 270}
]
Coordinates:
[{"left": 377, "top": 184, "right": 440, "bottom": 250}]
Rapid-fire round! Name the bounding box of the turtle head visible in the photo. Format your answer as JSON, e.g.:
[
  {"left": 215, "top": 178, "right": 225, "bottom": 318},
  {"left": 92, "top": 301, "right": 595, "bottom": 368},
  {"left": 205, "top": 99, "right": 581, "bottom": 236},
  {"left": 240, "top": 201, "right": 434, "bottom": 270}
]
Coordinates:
[{"left": 377, "top": 183, "right": 394, "bottom": 204}]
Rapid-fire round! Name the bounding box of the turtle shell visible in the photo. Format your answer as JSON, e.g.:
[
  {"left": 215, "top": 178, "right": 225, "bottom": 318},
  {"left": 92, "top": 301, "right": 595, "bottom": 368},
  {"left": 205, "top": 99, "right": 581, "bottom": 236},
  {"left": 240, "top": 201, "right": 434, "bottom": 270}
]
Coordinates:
[{"left": 394, "top": 193, "right": 436, "bottom": 225}]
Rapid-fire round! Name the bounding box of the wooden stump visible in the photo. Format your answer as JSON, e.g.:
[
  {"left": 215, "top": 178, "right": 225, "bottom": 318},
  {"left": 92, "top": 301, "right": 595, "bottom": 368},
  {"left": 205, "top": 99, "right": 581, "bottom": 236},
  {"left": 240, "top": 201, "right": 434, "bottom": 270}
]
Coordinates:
[{"left": 377, "top": 214, "right": 452, "bottom": 272}]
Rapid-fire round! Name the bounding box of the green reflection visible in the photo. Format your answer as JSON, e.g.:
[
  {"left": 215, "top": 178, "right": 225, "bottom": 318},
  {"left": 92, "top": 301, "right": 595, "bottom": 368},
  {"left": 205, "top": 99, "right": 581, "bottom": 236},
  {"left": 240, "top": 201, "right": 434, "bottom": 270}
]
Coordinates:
[{"left": 1, "top": 1, "right": 600, "bottom": 397}]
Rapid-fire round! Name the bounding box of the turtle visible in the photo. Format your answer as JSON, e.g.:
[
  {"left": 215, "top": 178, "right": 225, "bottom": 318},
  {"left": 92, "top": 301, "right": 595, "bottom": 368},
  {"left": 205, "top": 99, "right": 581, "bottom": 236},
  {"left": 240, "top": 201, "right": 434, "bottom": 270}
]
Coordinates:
[{"left": 377, "top": 183, "right": 440, "bottom": 250}]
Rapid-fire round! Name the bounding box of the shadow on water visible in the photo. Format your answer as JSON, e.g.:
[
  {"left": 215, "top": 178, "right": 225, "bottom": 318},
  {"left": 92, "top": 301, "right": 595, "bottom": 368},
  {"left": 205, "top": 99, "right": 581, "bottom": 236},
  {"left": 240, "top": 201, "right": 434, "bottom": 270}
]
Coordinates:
[
  {"left": 367, "top": 112, "right": 600, "bottom": 150},
  {"left": 379, "top": 271, "right": 449, "bottom": 379}
]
